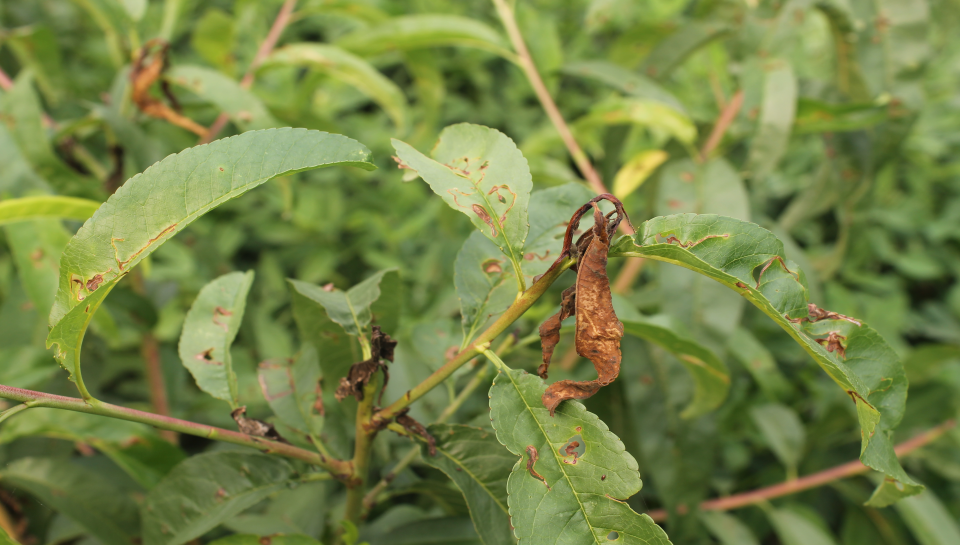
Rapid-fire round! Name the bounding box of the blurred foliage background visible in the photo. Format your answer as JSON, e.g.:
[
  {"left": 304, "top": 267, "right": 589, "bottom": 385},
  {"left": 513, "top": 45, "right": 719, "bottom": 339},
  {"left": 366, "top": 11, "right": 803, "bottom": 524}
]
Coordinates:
[{"left": 1, "top": 0, "right": 960, "bottom": 543}]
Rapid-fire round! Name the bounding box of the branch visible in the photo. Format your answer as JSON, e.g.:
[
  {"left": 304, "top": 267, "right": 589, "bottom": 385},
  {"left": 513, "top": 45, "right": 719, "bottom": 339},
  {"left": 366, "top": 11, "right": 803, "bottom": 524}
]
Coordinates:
[
  {"left": 200, "top": 0, "right": 297, "bottom": 144},
  {"left": 699, "top": 89, "right": 744, "bottom": 161},
  {"left": 0, "top": 384, "right": 353, "bottom": 479},
  {"left": 371, "top": 256, "right": 575, "bottom": 427},
  {"left": 645, "top": 420, "right": 957, "bottom": 521}
]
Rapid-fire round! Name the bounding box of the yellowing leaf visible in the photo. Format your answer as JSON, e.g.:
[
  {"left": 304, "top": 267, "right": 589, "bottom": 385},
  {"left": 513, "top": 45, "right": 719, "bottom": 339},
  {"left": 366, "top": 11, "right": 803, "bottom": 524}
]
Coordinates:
[{"left": 612, "top": 149, "right": 668, "bottom": 199}]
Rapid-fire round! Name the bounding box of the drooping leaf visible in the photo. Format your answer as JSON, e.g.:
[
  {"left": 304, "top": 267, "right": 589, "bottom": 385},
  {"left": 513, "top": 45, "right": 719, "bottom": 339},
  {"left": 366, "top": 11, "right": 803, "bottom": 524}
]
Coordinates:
[
  {"left": 894, "top": 487, "right": 960, "bottom": 545},
  {"left": 622, "top": 314, "right": 729, "bottom": 418},
  {"left": 609, "top": 213, "right": 919, "bottom": 501},
  {"left": 750, "top": 403, "right": 806, "bottom": 475},
  {"left": 336, "top": 15, "right": 512, "bottom": 59},
  {"left": 287, "top": 269, "right": 397, "bottom": 338},
  {"left": 166, "top": 65, "right": 280, "bottom": 131},
  {"left": 640, "top": 21, "right": 731, "bottom": 79},
  {"left": 45, "top": 128, "right": 374, "bottom": 398},
  {"left": 699, "top": 512, "right": 760, "bottom": 545},
  {"left": 562, "top": 61, "right": 686, "bottom": 112},
  {"left": 488, "top": 363, "right": 672, "bottom": 545},
  {"left": 141, "top": 452, "right": 297, "bottom": 545},
  {"left": 258, "top": 345, "right": 324, "bottom": 438},
  {"left": 1, "top": 457, "right": 140, "bottom": 545},
  {"left": 393, "top": 124, "right": 533, "bottom": 286},
  {"left": 746, "top": 59, "right": 797, "bottom": 181},
  {"left": 766, "top": 506, "right": 838, "bottom": 545},
  {"left": 179, "top": 270, "right": 255, "bottom": 408},
  {"left": 264, "top": 44, "right": 409, "bottom": 132},
  {"left": 0, "top": 196, "right": 101, "bottom": 225},
  {"left": 419, "top": 424, "right": 516, "bottom": 545}
]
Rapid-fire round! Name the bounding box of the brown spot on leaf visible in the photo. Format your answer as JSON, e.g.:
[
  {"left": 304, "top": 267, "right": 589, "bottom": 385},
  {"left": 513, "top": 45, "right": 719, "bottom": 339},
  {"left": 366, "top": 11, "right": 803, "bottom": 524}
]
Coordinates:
[
  {"left": 472, "top": 204, "right": 498, "bottom": 236},
  {"left": 444, "top": 345, "right": 460, "bottom": 361},
  {"left": 482, "top": 259, "right": 503, "bottom": 274},
  {"left": 195, "top": 348, "right": 222, "bottom": 365},
  {"left": 85, "top": 274, "right": 105, "bottom": 291},
  {"left": 111, "top": 223, "right": 177, "bottom": 271},
  {"left": 259, "top": 538, "right": 271, "bottom": 545},
  {"left": 525, "top": 445, "right": 550, "bottom": 489},
  {"left": 754, "top": 256, "right": 800, "bottom": 289},
  {"left": 805, "top": 304, "right": 861, "bottom": 326},
  {"left": 680, "top": 171, "right": 695, "bottom": 182},
  {"left": 660, "top": 233, "right": 729, "bottom": 249},
  {"left": 815, "top": 331, "right": 847, "bottom": 358},
  {"left": 213, "top": 306, "right": 232, "bottom": 332}
]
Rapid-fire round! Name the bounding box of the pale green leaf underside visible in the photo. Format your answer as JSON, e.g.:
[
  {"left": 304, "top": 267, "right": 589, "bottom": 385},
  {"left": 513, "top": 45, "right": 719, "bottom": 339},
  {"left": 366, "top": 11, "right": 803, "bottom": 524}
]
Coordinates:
[
  {"left": 287, "top": 268, "right": 396, "bottom": 338},
  {"left": 421, "top": 424, "right": 517, "bottom": 545},
  {"left": 609, "top": 213, "right": 917, "bottom": 500},
  {"left": 393, "top": 123, "right": 532, "bottom": 285},
  {"left": 264, "top": 44, "right": 409, "bottom": 132},
  {"left": 336, "top": 14, "right": 514, "bottom": 60},
  {"left": 47, "top": 128, "right": 374, "bottom": 395},
  {"left": 489, "top": 367, "right": 672, "bottom": 545},
  {"left": 166, "top": 65, "right": 280, "bottom": 131},
  {"left": 0, "top": 195, "right": 101, "bottom": 225},
  {"left": 178, "top": 270, "right": 255, "bottom": 407},
  {"left": 141, "top": 452, "right": 296, "bottom": 545},
  {"left": 622, "top": 315, "right": 729, "bottom": 419}
]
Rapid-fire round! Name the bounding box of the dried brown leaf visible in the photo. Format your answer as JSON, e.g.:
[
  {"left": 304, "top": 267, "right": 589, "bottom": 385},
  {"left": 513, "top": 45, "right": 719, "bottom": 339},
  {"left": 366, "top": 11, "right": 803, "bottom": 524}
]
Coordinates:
[
  {"left": 396, "top": 409, "right": 437, "bottom": 456},
  {"left": 231, "top": 406, "right": 286, "bottom": 442},
  {"left": 537, "top": 285, "right": 576, "bottom": 379},
  {"left": 131, "top": 40, "right": 208, "bottom": 136},
  {"left": 334, "top": 326, "right": 395, "bottom": 402}
]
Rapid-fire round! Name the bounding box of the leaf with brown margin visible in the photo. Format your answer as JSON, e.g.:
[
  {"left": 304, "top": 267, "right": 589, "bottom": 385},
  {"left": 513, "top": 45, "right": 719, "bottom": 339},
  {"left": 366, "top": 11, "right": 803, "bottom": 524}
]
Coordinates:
[{"left": 542, "top": 205, "right": 624, "bottom": 416}]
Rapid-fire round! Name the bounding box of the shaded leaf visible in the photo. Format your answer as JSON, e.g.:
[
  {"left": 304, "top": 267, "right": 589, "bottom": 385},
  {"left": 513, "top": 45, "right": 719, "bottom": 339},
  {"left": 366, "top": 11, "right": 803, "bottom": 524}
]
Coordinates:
[
  {"left": 420, "top": 424, "right": 516, "bottom": 545},
  {"left": 894, "top": 487, "right": 960, "bottom": 545},
  {"left": 609, "top": 213, "right": 919, "bottom": 500},
  {"left": 640, "top": 21, "right": 731, "bottom": 78},
  {"left": 166, "top": 65, "right": 280, "bottom": 131},
  {"left": 562, "top": 61, "right": 686, "bottom": 112},
  {"left": 46, "top": 128, "right": 374, "bottom": 397},
  {"left": 488, "top": 363, "right": 672, "bottom": 545},
  {"left": 750, "top": 403, "right": 805, "bottom": 474},
  {"left": 726, "top": 327, "right": 793, "bottom": 401},
  {"left": 766, "top": 507, "right": 838, "bottom": 545},
  {"left": 699, "top": 511, "right": 760, "bottom": 545},
  {"left": 4, "top": 218, "right": 70, "bottom": 313},
  {"left": 455, "top": 231, "right": 518, "bottom": 345},
  {"left": 287, "top": 269, "right": 397, "bottom": 338},
  {"left": 521, "top": 183, "right": 596, "bottom": 279},
  {"left": 258, "top": 345, "right": 324, "bottom": 438},
  {"left": 264, "top": 44, "right": 409, "bottom": 132},
  {"left": 179, "top": 271, "right": 254, "bottom": 407},
  {"left": 141, "top": 452, "right": 297, "bottom": 545},
  {"left": 746, "top": 59, "right": 797, "bottom": 181},
  {"left": 336, "top": 15, "right": 512, "bottom": 59}
]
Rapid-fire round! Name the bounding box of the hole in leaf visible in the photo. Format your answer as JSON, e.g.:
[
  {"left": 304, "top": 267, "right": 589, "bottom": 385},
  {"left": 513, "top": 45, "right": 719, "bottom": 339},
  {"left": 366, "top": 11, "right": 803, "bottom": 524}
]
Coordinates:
[
  {"left": 560, "top": 434, "right": 585, "bottom": 464},
  {"left": 607, "top": 531, "right": 620, "bottom": 540}
]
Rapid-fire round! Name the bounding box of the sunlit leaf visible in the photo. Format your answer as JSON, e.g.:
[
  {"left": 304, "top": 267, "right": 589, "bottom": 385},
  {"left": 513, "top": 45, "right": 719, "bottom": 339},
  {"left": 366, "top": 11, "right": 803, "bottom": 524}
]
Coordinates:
[
  {"left": 336, "top": 15, "right": 512, "bottom": 60},
  {"left": 0, "top": 196, "right": 101, "bottom": 225}
]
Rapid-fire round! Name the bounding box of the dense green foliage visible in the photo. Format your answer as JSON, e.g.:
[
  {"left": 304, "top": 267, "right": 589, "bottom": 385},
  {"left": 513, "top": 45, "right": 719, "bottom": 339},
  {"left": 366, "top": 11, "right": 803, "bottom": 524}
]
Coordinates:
[{"left": 0, "top": 0, "right": 959, "bottom": 544}]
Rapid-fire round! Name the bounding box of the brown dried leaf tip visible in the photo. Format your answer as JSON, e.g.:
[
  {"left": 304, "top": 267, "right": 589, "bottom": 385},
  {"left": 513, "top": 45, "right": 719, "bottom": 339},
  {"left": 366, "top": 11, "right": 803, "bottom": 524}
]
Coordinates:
[
  {"left": 131, "top": 39, "right": 208, "bottom": 136},
  {"left": 539, "top": 196, "right": 627, "bottom": 416},
  {"left": 335, "top": 326, "right": 397, "bottom": 402},
  {"left": 231, "top": 406, "right": 286, "bottom": 443},
  {"left": 395, "top": 408, "right": 437, "bottom": 456}
]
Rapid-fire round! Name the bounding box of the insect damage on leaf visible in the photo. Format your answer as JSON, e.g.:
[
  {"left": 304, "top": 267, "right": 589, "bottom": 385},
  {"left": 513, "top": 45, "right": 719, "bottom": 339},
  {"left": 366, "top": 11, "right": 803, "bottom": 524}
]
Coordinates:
[
  {"left": 525, "top": 445, "right": 550, "bottom": 489},
  {"left": 231, "top": 406, "right": 285, "bottom": 442},
  {"left": 539, "top": 195, "right": 627, "bottom": 416},
  {"left": 787, "top": 303, "right": 862, "bottom": 326},
  {"left": 816, "top": 331, "right": 847, "bottom": 358},
  {"left": 335, "top": 326, "right": 397, "bottom": 402},
  {"left": 394, "top": 408, "right": 437, "bottom": 456}
]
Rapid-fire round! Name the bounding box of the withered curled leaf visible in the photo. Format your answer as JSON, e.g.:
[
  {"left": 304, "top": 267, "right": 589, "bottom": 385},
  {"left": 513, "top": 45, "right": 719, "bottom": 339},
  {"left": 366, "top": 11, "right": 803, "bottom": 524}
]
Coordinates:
[
  {"left": 335, "top": 326, "right": 396, "bottom": 402},
  {"left": 395, "top": 408, "right": 437, "bottom": 456},
  {"left": 539, "top": 198, "right": 625, "bottom": 416},
  {"left": 231, "top": 406, "right": 286, "bottom": 442},
  {"left": 131, "top": 39, "right": 208, "bottom": 137}
]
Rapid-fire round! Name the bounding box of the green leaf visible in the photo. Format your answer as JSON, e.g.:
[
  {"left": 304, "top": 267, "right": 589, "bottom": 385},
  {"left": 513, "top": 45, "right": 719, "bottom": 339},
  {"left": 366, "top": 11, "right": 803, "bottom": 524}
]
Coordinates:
[
  {"left": 750, "top": 403, "right": 805, "bottom": 475},
  {"left": 141, "top": 451, "right": 297, "bottom": 545},
  {"left": 488, "top": 364, "right": 672, "bottom": 545},
  {"left": 580, "top": 97, "right": 696, "bottom": 145},
  {"left": 287, "top": 269, "right": 397, "bottom": 338},
  {"left": 894, "top": 487, "right": 960, "bottom": 545},
  {"left": 699, "top": 512, "right": 760, "bottom": 545},
  {"left": 0, "top": 195, "right": 101, "bottom": 225},
  {"left": 420, "top": 424, "right": 516, "bottom": 545},
  {"left": 179, "top": 270, "right": 255, "bottom": 408},
  {"left": 612, "top": 150, "right": 668, "bottom": 200},
  {"left": 0, "top": 524, "right": 15, "bottom": 545},
  {"left": 766, "top": 506, "right": 838, "bottom": 545},
  {"left": 166, "top": 65, "right": 280, "bottom": 131},
  {"left": 208, "top": 535, "right": 322, "bottom": 545},
  {"left": 622, "top": 315, "right": 729, "bottom": 418},
  {"left": 336, "top": 15, "right": 513, "bottom": 60},
  {"left": 609, "top": 213, "right": 919, "bottom": 500},
  {"left": 746, "top": 59, "right": 797, "bottom": 181},
  {"left": 191, "top": 8, "right": 237, "bottom": 73},
  {"left": 264, "top": 44, "right": 409, "bottom": 132},
  {"left": 393, "top": 124, "right": 532, "bottom": 287},
  {"left": 258, "top": 344, "right": 324, "bottom": 437},
  {"left": 562, "top": 61, "right": 686, "bottom": 113},
  {"left": 1, "top": 457, "right": 140, "bottom": 545},
  {"left": 794, "top": 99, "right": 888, "bottom": 134},
  {"left": 640, "top": 21, "right": 731, "bottom": 79},
  {"left": 45, "top": 128, "right": 374, "bottom": 399},
  {"left": 375, "top": 517, "right": 481, "bottom": 545},
  {"left": 726, "top": 327, "right": 793, "bottom": 401},
  {"left": 4, "top": 218, "right": 70, "bottom": 313},
  {"left": 455, "top": 231, "right": 518, "bottom": 345}
]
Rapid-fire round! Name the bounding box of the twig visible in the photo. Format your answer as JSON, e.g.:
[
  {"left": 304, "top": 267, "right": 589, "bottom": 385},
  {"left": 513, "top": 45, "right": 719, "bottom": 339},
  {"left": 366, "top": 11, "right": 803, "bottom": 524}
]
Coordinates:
[
  {"left": 0, "top": 384, "right": 353, "bottom": 478},
  {"left": 200, "top": 0, "right": 297, "bottom": 144},
  {"left": 699, "top": 89, "right": 744, "bottom": 161},
  {"left": 645, "top": 420, "right": 957, "bottom": 521}
]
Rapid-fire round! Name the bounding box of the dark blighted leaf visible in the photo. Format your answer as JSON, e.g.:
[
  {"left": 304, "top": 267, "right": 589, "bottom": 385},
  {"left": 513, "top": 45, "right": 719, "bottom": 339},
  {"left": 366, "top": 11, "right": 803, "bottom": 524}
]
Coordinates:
[
  {"left": 609, "top": 213, "right": 919, "bottom": 501},
  {"left": 562, "top": 61, "right": 686, "bottom": 113},
  {"left": 46, "top": 128, "right": 373, "bottom": 400},
  {"left": 336, "top": 15, "right": 512, "bottom": 59},
  {"left": 622, "top": 314, "right": 729, "bottom": 418},
  {"left": 420, "top": 424, "right": 516, "bottom": 545},
  {"left": 746, "top": 58, "right": 796, "bottom": 181},
  {"left": 259, "top": 345, "right": 324, "bottom": 438},
  {"left": 393, "top": 124, "right": 532, "bottom": 287},
  {"left": 179, "top": 271, "right": 254, "bottom": 407},
  {"left": 455, "top": 231, "right": 518, "bottom": 345},
  {"left": 488, "top": 363, "right": 672, "bottom": 545},
  {"left": 264, "top": 44, "right": 409, "bottom": 132},
  {"left": 1, "top": 457, "right": 140, "bottom": 545},
  {"left": 141, "top": 452, "right": 297, "bottom": 545},
  {"left": 166, "top": 65, "right": 280, "bottom": 131},
  {"left": 288, "top": 269, "right": 397, "bottom": 338},
  {"left": 0, "top": 196, "right": 100, "bottom": 225}
]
